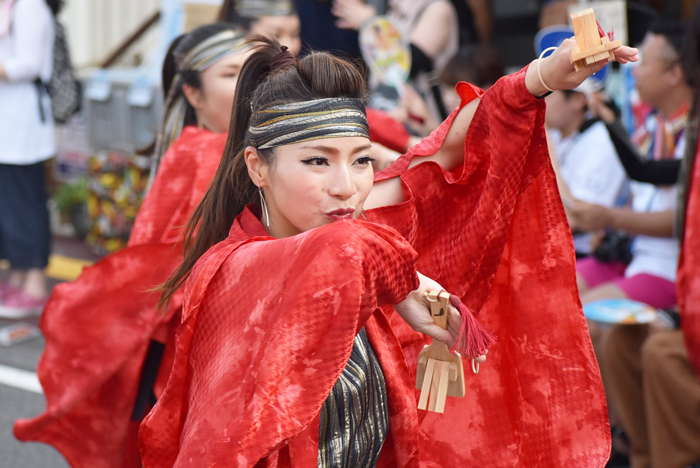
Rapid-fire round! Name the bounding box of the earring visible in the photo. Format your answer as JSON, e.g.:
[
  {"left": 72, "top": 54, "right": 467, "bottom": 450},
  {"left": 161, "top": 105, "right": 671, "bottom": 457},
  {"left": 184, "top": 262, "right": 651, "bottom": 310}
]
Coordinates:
[
  {"left": 360, "top": 210, "right": 367, "bottom": 220},
  {"left": 258, "top": 186, "right": 270, "bottom": 227}
]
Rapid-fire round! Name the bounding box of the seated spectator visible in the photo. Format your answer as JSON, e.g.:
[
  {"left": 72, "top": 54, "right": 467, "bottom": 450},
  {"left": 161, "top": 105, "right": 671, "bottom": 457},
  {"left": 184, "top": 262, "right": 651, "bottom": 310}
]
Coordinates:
[
  {"left": 598, "top": 10, "right": 700, "bottom": 468},
  {"left": 568, "top": 19, "right": 692, "bottom": 312},
  {"left": 545, "top": 82, "right": 628, "bottom": 256},
  {"left": 219, "top": 0, "right": 302, "bottom": 56}
]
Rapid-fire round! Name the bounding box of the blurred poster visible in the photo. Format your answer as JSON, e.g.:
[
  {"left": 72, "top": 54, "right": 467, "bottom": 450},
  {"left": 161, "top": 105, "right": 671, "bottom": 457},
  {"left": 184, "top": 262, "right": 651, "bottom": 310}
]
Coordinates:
[
  {"left": 183, "top": 3, "right": 221, "bottom": 32},
  {"left": 569, "top": 0, "right": 628, "bottom": 45}
]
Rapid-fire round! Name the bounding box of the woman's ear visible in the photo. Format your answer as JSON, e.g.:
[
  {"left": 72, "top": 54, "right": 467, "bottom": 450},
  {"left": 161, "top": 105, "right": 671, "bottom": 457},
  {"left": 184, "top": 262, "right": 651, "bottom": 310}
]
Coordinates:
[
  {"left": 182, "top": 83, "right": 204, "bottom": 111},
  {"left": 666, "top": 62, "right": 685, "bottom": 88},
  {"left": 244, "top": 146, "right": 268, "bottom": 187}
]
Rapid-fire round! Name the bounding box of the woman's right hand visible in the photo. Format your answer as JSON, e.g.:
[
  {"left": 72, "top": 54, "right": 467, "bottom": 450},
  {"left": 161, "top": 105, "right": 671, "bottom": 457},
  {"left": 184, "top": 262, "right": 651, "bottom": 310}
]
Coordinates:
[{"left": 393, "top": 272, "right": 462, "bottom": 346}]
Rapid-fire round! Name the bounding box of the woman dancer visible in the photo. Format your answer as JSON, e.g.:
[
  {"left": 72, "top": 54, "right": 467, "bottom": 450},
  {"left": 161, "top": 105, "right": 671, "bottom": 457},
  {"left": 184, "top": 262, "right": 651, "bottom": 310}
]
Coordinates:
[
  {"left": 140, "top": 37, "right": 639, "bottom": 467},
  {"left": 14, "top": 24, "right": 249, "bottom": 468},
  {"left": 219, "top": 0, "right": 301, "bottom": 56}
]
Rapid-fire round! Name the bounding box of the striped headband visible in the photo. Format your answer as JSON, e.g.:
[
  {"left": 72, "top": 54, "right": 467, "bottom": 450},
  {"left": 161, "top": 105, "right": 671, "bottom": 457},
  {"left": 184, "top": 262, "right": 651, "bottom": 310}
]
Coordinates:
[
  {"left": 149, "top": 30, "right": 247, "bottom": 187},
  {"left": 236, "top": 0, "right": 295, "bottom": 18},
  {"left": 248, "top": 98, "right": 370, "bottom": 150}
]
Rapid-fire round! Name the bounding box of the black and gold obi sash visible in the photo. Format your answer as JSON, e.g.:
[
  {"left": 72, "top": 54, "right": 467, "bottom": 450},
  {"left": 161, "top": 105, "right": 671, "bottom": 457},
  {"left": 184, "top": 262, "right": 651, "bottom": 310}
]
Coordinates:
[{"left": 318, "top": 328, "right": 389, "bottom": 468}]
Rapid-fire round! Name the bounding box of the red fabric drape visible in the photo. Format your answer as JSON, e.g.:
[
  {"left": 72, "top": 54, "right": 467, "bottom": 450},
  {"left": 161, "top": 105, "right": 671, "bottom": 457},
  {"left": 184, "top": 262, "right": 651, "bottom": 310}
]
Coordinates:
[
  {"left": 140, "top": 69, "right": 609, "bottom": 467},
  {"left": 13, "top": 128, "right": 227, "bottom": 468},
  {"left": 367, "top": 107, "right": 411, "bottom": 153},
  {"left": 678, "top": 143, "right": 700, "bottom": 375}
]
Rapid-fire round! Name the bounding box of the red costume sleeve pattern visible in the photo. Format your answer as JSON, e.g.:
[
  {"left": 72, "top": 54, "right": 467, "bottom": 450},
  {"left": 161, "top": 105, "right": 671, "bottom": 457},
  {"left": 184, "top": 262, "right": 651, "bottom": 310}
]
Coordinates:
[
  {"left": 678, "top": 143, "right": 700, "bottom": 376},
  {"left": 139, "top": 215, "right": 420, "bottom": 468},
  {"left": 369, "top": 70, "right": 610, "bottom": 466},
  {"left": 13, "top": 128, "right": 228, "bottom": 468},
  {"left": 129, "top": 128, "right": 227, "bottom": 246}
]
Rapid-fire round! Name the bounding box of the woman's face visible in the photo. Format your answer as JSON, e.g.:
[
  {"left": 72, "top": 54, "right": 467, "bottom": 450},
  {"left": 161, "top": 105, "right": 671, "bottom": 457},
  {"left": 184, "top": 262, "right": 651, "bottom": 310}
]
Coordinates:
[
  {"left": 185, "top": 49, "right": 251, "bottom": 133},
  {"left": 250, "top": 15, "right": 302, "bottom": 57},
  {"left": 246, "top": 137, "right": 375, "bottom": 238}
]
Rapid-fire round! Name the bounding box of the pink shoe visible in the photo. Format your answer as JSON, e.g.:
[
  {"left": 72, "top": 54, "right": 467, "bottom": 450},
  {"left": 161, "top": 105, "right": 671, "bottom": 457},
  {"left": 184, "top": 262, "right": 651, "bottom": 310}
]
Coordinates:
[
  {"left": 0, "top": 281, "right": 19, "bottom": 301},
  {"left": 0, "top": 290, "right": 46, "bottom": 318}
]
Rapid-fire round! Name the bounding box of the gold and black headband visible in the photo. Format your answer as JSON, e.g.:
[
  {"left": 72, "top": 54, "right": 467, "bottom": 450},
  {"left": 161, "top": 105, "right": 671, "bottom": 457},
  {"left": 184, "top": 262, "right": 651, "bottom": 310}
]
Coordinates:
[{"left": 248, "top": 98, "right": 370, "bottom": 150}]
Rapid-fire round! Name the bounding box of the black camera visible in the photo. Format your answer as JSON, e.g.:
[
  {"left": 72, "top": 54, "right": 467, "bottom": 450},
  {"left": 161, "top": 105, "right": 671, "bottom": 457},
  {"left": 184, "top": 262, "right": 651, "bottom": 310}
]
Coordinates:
[{"left": 593, "top": 230, "right": 633, "bottom": 264}]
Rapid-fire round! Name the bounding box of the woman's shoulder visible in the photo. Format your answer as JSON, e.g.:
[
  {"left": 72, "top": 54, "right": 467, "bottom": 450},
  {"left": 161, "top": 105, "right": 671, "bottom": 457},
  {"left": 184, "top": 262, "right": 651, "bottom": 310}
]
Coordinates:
[
  {"left": 159, "top": 128, "right": 227, "bottom": 169},
  {"left": 170, "top": 127, "right": 227, "bottom": 153}
]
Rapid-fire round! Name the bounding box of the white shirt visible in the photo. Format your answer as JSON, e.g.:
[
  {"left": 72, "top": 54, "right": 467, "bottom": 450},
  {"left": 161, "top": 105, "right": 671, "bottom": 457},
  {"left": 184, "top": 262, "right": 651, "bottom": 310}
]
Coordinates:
[
  {"left": 625, "top": 134, "right": 685, "bottom": 283},
  {"left": 0, "top": 0, "right": 55, "bottom": 165},
  {"left": 552, "top": 121, "right": 628, "bottom": 253}
]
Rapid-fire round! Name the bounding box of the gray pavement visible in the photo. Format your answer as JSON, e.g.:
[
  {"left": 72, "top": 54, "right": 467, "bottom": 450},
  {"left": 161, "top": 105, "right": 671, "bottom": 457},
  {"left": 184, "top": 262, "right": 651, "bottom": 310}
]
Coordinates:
[
  {"left": 0, "top": 384, "right": 69, "bottom": 468},
  {"left": 0, "top": 236, "right": 99, "bottom": 468}
]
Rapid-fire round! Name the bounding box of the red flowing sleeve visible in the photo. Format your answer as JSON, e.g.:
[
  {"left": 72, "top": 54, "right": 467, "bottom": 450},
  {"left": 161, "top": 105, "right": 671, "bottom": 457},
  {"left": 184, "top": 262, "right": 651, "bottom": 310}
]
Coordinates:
[
  {"left": 370, "top": 69, "right": 611, "bottom": 467},
  {"left": 14, "top": 128, "right": 227, "bottom": 468},
  {"left": 139, "top": 216, "right": 419, "bottom": 468},
  {"left": 678, "top": 143, "right": 700, "bottom": 376},
  {"left": 129, "top": 128, "right": 227, "bottom": 245}
]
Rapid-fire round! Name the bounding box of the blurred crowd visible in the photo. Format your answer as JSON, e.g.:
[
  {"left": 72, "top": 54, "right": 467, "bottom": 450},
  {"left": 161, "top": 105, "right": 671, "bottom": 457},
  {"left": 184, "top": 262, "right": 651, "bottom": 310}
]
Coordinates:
[{"left": 2, "top": 0, "right": 700, "bottom": 467}]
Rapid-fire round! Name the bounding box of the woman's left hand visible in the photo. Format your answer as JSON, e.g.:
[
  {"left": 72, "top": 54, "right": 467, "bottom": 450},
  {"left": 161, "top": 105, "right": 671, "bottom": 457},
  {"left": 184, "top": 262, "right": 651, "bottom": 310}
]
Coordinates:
[{"left": 526, "top": 38, "right": 639, "bottom": 96}]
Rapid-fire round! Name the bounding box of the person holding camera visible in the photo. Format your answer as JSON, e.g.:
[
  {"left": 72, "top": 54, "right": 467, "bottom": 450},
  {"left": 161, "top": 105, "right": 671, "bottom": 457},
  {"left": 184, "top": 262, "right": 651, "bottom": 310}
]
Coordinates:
[
  {"left": 545, "top": 80, "right": 628, "bottom": 257},
  {"left": 585, "top": 15, "right": 700, "bottom": 468},
  {"left": 569, "top": 20, "right": 692, "bottom": 313}
]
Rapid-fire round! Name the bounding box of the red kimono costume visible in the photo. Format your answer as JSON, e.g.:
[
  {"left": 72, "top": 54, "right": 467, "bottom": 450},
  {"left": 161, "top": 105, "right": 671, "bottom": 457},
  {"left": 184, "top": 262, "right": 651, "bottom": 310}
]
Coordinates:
[
  {"left": 13, "top": 127, "right": 227, "bottom": 468},
  {"left": 140, "top": 69, "right": 609, "bottom": 467},
  {"left": 678, "top": 142, "right": 700, "bottom": 376}
]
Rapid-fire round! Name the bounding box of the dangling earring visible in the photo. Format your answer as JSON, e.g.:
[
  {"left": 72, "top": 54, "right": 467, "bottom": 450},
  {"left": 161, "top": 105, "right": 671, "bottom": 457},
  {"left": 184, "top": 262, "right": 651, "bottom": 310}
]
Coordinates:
[
  {"left": 258, "top": 186, "right": 270, "bottom": 227},
  {"left": 360, "top": 210, "right": 367, "bottom": 220}
]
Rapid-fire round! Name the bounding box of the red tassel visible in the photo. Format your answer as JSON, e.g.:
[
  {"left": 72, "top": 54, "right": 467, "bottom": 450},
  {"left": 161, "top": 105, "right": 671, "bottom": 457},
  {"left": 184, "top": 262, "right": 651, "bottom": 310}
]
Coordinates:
[
  {"left": 448, "top": 294, "right": 496, "bottom": 358},
  {"left": 596, "top": 19, "right": 605, "bottom": 38},
  {"left": 595, "top": 19, "right": 615, "bottom": 41}
]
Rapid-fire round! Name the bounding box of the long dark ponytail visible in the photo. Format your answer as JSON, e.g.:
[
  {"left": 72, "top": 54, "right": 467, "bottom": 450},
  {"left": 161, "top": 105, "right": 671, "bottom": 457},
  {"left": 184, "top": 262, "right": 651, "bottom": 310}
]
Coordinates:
[{"left": 159, "top": 36, "right": 366, "bottom": 308}]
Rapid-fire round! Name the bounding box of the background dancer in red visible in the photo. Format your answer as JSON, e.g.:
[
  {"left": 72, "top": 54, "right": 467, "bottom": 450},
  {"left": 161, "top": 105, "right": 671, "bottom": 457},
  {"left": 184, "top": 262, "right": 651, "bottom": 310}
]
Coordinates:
[
  {"left": 141, "top": 36, "right": 638, "bottom": 467},
  {"left": 14, "top": 23, "right": 250, "bottom": 468}
]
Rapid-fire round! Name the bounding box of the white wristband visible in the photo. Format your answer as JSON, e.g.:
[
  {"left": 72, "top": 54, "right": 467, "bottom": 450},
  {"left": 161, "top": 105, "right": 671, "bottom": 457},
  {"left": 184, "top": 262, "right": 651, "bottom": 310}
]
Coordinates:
[{"left": 537, "top": 47, "right": 558, "bottom": 93}]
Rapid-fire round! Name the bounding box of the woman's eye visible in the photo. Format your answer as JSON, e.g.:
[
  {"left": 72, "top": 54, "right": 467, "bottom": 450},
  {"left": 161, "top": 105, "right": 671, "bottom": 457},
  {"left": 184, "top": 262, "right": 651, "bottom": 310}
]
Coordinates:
[
  {"left": 302, "top": 157, "right": 329, "bottom": 166},
  {"left": 355, "top": 156, "right": 376, "bottom": 166}
]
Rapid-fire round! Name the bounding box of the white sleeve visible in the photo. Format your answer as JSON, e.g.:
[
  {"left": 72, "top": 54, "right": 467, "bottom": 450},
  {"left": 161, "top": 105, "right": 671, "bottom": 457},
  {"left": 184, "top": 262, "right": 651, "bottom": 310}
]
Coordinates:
[
  {"left": 3, "top": 0, "right": 52, "bottom": 82},
  {"left": 565, "top": 125, "right": 628, "bottom": 207}
]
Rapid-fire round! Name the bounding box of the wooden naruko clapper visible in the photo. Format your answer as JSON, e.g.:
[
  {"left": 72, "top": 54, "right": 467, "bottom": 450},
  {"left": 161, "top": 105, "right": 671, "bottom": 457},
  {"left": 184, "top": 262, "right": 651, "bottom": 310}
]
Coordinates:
[
  {"left": 570, "top": 8, "right": 621, "bottom": 71},
  {"left": 416, "top": 291, "right": 466, "bottom": 413}
]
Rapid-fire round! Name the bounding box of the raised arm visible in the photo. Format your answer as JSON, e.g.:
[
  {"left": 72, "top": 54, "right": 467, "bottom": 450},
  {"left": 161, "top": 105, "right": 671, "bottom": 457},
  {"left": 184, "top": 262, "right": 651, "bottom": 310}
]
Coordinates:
[{"left": 365, "top": 39, "right": 639, "bottom": 210}]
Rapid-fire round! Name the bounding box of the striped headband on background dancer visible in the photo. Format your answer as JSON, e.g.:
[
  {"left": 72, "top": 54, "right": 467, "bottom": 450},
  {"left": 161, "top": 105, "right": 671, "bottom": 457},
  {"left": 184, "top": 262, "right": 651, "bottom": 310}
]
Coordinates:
[
  {"left": 149, "top": 29, "right": 247, "bottom": 184},
  {"left": 248, "top": 98, "right": 370, "bottom": 150},
  {"left": 236, "top": 0, "right": 295, "bottom": 18}
]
